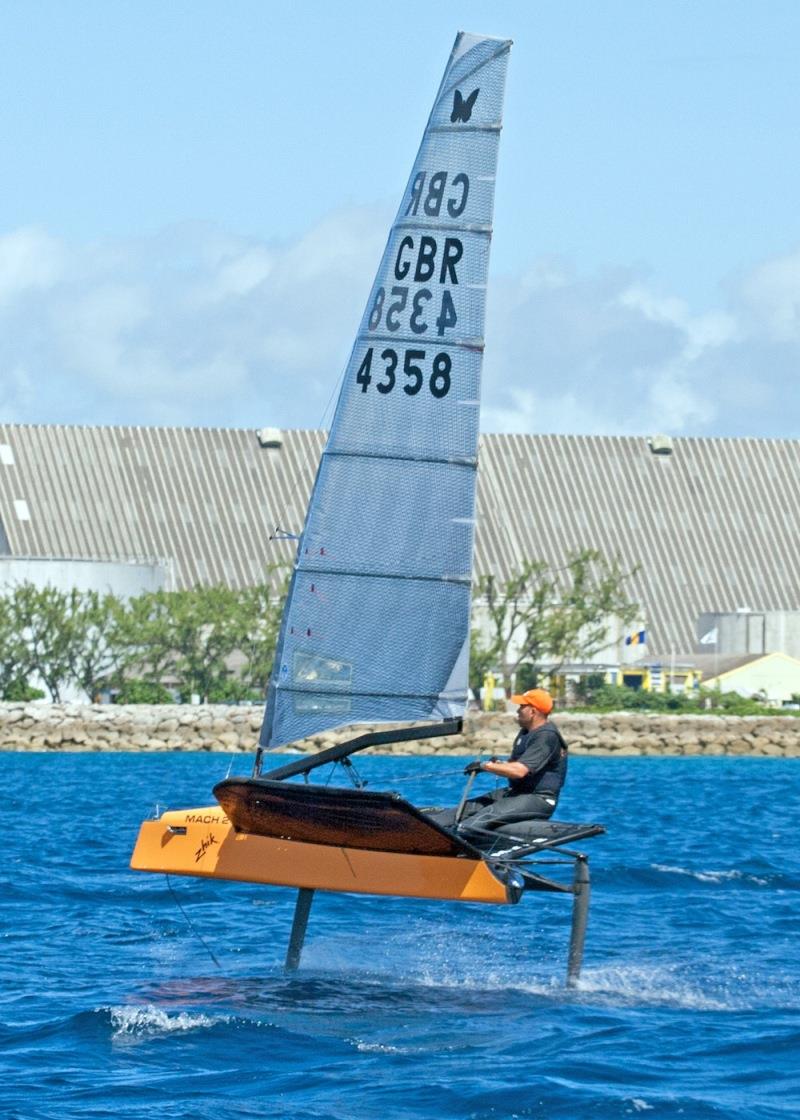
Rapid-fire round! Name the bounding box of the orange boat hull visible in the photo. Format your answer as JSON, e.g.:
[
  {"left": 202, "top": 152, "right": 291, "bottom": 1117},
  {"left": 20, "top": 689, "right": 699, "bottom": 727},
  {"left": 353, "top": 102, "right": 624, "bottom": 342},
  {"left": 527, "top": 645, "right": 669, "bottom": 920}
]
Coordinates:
[{"left": 130, "top": 806, "right": 512, "bottom": 904}]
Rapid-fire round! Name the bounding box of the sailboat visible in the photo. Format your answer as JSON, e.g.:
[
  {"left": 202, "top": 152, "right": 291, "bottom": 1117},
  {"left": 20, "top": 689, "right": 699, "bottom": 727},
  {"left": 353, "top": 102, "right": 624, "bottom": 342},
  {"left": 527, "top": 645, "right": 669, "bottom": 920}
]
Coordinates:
[{"left": 131, "top": 31, "right": 604, "bottom": 982}]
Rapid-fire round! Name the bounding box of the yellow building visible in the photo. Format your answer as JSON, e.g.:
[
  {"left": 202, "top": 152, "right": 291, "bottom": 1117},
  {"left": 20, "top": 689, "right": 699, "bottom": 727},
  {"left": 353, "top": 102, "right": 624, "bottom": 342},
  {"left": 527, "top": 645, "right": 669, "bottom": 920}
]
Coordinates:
[
  {"left": 616, "top": 664, "right": 702, "bottom": 694},
  {"left": 697, "top": 652, "right": 800, "bottom": 706}
]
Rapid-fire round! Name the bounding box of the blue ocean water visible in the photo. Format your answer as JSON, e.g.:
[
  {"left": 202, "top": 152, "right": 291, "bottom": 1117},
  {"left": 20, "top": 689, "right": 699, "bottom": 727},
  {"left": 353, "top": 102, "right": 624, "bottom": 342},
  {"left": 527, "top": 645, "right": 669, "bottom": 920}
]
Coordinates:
[{"left": 2, "top": 751, "right": 799, "bottom": 1120}]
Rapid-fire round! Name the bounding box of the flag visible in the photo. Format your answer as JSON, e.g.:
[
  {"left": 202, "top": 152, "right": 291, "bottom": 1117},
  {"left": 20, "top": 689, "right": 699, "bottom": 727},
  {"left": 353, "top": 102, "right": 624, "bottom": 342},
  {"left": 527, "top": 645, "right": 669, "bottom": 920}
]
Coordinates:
[{"left": 625, "top": 629, "right": 647, "bottom": 646}]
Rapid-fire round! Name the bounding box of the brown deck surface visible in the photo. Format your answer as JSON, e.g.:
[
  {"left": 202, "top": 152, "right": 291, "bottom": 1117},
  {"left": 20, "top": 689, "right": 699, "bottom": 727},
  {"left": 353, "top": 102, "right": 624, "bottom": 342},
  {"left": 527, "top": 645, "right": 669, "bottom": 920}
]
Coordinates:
[{"left": 214, "top": 778, "right": 476, "bottom": 857}]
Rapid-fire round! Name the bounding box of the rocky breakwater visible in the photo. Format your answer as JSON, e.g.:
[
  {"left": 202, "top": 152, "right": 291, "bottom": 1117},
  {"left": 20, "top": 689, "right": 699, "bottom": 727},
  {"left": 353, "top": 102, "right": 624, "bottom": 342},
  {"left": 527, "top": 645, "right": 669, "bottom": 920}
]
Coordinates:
[
  {"left": 342, "top": 712, "right": 798, "bottom": 757},
  {"left": 538, "top": 712, "right": 799, "bottom": 758},
  {"left": 0, "top": 702, "right": 264, "bottom": 752},
  {"left": 0, "top": 704, "right": 797, "bottom": 756}
]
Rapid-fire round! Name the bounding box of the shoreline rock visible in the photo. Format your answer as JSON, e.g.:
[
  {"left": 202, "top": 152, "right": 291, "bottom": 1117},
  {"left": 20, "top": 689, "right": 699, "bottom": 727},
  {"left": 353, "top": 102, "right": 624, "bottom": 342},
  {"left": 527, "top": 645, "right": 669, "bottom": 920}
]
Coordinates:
[{"left": 0, "top": 704, "right": 798, "bottom": 757}]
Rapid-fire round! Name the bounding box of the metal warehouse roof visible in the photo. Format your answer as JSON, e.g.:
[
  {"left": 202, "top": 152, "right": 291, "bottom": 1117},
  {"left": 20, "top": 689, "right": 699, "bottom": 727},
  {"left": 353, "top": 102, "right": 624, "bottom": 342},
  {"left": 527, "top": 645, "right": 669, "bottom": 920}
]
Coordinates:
[{"left": 0, "top": 423, "right": 798, "bottom": 655}]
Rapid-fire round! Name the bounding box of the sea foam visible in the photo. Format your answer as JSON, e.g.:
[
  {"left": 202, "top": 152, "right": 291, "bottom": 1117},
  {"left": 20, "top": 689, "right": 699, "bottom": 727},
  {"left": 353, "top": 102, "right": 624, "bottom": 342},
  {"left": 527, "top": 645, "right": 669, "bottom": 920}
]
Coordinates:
[{"left": 109, "top": 1004, "right": 223, "bottom": 1039}]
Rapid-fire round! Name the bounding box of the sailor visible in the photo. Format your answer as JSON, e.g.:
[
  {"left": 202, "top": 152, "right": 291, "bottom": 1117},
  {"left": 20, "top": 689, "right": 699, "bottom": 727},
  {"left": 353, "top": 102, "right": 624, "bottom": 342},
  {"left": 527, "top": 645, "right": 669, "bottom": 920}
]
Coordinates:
[{"left": 430, "top": 688, "right": 567, "bottom": 835}]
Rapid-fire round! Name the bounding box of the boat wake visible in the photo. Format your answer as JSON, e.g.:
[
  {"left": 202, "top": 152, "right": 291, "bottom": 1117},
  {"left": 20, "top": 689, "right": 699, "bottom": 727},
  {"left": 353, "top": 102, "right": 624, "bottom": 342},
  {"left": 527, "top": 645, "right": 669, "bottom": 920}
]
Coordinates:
[
  {"left": 567, "top": 964, "right": 730, "bottom": 1010},
  {"left": 141, "top": 960, "right": 744, "bottom": 1015},
  {"left": 272, "top": 928, "right": 799, "bottom": 1014},
  {"left": 650, "top": 862, "right": 772, "bottom": 887},
  {"left": 403, "top": 960, "right": 735, "bottom": 1011}
]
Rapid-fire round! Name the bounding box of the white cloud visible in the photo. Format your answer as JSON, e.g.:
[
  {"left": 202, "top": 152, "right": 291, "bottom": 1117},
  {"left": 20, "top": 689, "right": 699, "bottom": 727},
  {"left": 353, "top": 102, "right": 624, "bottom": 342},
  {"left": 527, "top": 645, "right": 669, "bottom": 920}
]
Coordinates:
[
  {"left": 0, "top": 211, "right": 386, "bottom": 428},
  {"left": 0, "top": 365, "right": 35, "bottom": 423},
  {"left": 0, "top": 227, "right": 63, "bottom": 305},
  {"left": 483, "top": 248, "right": 800, "bottom": 438},
  {"left": 734, "top": 247, "right": 800, "bottom": 341},
  {"left": 0, "top": 214, "right": 798, "bottom": 439},
  {"left": 210, "top": 247, "right": 275, "bottom": 300}
]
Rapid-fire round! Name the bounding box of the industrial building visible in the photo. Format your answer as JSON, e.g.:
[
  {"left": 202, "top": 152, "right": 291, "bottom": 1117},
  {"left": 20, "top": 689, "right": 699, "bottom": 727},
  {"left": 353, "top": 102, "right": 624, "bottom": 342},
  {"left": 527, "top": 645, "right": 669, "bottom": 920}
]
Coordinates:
[{"left": 1, "top": 424, "right": 798, "bottom": 665}]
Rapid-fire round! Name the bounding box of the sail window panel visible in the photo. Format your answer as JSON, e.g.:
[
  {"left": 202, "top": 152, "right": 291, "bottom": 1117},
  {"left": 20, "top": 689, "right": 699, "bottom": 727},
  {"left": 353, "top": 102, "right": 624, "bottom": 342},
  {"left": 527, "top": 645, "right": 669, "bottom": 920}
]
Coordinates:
[
  {"left": 270, "top": 573, "right": 470, "bottom": 745},
  {"left": 281, "top": 572, "right": 469, "bottom": 698},
  {"left": 274, "top": 692, "right": 459, "bottom": 749},
  {"left": 327, "top": 341, "right": 482, "bottom": 464},
  {"left": 300, "top": 456, "right": 474, "bottom": 581}
]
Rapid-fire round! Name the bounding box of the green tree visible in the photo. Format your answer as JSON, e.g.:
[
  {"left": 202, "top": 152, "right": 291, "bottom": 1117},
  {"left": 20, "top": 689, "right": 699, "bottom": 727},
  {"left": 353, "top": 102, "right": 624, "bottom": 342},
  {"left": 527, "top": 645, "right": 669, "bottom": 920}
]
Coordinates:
[
  {"left": 0, "top": 592, "right": 37, "bottom": 699},
  {"left": 0, "top": 574, "right": 288, "bottom": 706},
  {"left": 117, "top": 585, "right": 258, "bottom": 702},
  {"left": 468, "top": 626, "right": 495, "bottom": 695},
  {"left": 113, "top": 589, "right": 178, "bottom": 687},
  {"left": 474, "top": 549, "right": 639, "bottom": 691},
  {"left": 238, "top": 573, "right": 289, "bottom": 696},
  {"left": 7, "top": 583, "right": 81, "bottom": 701},
  {"left": 1, "top": 584, "right": 129, "bottom": 701},
  {"left": 167, "top": 585, "right": 252, "bottom": 702},
  {"left": 68, "top": 590, "right": 129, "bottom": 701}
]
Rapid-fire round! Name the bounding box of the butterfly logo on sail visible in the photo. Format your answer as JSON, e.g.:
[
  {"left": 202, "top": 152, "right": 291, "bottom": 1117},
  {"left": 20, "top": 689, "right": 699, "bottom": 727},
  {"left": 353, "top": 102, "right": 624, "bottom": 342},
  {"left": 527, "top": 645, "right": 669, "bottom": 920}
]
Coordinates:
[{"left": 451, "top": 87, "right": 479, "bottom": 123}]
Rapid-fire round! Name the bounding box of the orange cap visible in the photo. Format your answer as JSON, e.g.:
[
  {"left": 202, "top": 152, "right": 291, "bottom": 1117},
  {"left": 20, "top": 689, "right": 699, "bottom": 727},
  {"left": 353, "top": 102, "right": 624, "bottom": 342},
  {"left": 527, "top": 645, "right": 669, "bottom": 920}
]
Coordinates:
[{"left": 509, "top": 688, "right": 553, "bottom": 715}]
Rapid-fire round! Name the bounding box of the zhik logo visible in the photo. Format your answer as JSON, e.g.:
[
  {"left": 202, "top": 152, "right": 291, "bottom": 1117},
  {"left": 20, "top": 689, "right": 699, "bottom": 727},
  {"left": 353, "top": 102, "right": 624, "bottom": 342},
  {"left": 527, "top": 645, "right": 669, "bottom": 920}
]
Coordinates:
[{"left": 451, "top": 88, "right": 479, "bottom": 123}]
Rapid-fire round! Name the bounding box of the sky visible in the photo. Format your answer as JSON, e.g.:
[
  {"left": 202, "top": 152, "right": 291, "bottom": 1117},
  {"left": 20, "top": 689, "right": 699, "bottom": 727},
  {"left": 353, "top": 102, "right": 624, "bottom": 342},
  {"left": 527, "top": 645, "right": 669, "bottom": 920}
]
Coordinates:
[{"left": 1, "top": 0, "right": 799, "bottom": 439}]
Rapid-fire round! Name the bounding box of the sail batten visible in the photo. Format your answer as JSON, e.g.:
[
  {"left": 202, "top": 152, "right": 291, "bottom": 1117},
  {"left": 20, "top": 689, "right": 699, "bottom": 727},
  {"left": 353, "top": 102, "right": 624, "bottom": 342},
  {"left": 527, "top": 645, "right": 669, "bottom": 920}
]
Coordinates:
[
  {"left": 428, "top": 124, "right": 502, "bottom": 134},
  {"left": 392, "top": 222, "right": 493, "bottom": 236},
  {"left": 323, "top": 449, "right": 477, "bottom": 467},
  {"left": 361, "top": 334, "right": 486, "bottom": 352},
  {"left": 276, "top": 688, "right": 467, "bottom": 702},
  {"left": 260, "top": 31, "right": 511, "bottom": 749},
  {"left": 289, "top": 567, "right": 472, "bottom": 586}
]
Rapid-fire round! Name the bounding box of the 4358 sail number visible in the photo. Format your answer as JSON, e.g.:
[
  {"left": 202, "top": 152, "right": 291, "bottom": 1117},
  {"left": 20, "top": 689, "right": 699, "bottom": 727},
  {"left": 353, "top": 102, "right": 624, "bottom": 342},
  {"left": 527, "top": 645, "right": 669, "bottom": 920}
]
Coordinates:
[{"left": 355, "top": 347, "right": 451, "bottom": 399}]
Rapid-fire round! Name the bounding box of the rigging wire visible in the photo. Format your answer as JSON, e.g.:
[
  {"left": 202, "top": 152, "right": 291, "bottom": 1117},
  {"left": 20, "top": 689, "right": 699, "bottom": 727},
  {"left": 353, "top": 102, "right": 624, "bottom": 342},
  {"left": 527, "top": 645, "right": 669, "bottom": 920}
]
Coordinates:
[
  {"left": 340, "top": 756, "right": 366, "bottom": 789},
  {"left": 165, "top": 874, "right": 222, "bottom": 970},
  {"left": 379, "top": 764, "right": 487, "bottom": 784},
  {"left": 309, "top": 761, "right": 472, "bottom": 788},
  {"left": 306, "top": 759, "right": 495, "bottom": 788}
]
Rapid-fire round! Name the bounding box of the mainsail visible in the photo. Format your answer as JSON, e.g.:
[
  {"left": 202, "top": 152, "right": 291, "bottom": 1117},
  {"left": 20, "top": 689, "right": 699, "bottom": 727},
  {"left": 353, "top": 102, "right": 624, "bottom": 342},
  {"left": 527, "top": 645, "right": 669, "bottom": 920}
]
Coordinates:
[{"left": 262, "top": 31, "right": 512, "bottom": 748}]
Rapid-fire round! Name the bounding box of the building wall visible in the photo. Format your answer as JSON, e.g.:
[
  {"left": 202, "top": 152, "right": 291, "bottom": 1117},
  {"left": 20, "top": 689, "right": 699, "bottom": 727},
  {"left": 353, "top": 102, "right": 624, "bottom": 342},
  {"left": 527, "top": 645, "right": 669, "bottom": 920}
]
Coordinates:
[
  {"left": 1, "top": 425, "right": 799, "bottom": 657},
  {"left": 706, "top": 653, "right": 800, "bottom": 704},
  {"left": 698, "top": 610, "right": 800, "bottom": 658},
  {"left": 0, "top": 557, "right": 168, "bottom": 598}
]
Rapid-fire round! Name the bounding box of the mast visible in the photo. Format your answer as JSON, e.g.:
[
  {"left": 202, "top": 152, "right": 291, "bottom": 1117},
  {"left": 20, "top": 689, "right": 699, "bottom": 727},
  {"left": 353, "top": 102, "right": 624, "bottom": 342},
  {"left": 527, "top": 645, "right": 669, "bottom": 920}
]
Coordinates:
[{"left": 261, "top": 32, "right": 512, "bottom": 749}]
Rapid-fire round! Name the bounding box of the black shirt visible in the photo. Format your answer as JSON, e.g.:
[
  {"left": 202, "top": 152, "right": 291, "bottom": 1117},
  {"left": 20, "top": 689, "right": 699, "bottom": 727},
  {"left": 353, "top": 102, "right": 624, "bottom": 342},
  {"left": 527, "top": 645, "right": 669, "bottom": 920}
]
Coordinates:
[{"left": 508, "top": 721, "right": 568, "bottom": 796}]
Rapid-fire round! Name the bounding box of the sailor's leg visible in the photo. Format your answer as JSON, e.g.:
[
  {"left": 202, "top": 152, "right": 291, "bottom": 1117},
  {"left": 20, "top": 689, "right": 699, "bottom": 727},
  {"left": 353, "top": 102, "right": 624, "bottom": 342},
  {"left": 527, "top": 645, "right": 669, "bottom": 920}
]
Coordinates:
[
  {"left": 459, "top": 792, "right": 557, "bottom": 835},
  {"left": 426, "top": 793, "right": 496, "bottom": 829}
]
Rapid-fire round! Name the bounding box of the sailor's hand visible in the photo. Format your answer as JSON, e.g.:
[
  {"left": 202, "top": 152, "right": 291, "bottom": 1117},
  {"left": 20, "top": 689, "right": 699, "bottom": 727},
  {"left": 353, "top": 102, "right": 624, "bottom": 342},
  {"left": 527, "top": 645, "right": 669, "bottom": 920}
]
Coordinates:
[{"left": 463, "top": 760, "right": 484, "bottom": 775}]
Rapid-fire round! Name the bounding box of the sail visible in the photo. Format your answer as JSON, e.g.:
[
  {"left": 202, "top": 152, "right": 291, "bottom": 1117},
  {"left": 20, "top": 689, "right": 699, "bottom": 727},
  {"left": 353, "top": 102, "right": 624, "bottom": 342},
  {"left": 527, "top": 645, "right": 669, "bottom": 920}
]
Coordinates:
[{"left": 261, "top": 31, "right": 512, "bottom": 748}]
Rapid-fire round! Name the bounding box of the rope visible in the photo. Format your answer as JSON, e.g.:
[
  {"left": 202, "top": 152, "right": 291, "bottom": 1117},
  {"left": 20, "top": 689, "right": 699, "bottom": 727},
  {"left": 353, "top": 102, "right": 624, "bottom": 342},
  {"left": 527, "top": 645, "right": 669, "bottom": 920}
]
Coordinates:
[
  {"left": 379, "top": 765, "right": 473, "bottom": 784},
  {"left": 165, "top": 874, "right": 222, "bottom": 970}
]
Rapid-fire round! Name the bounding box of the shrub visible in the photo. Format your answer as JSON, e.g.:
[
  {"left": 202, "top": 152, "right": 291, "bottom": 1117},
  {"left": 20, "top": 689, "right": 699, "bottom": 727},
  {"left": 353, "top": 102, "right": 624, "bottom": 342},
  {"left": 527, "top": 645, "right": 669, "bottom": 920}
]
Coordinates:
[
  {"left": 205, "top": 678, "right": 262, "bottom": 704},
  {"left": 114, "top": 679, "right": 175, "bottom": 704},
  {"left": 2, "top": 679, "right": 46, "bottom": 702},
  {"left": 698, "top": 689, "right": 774, "bottom": 715},
  {"left": 576, "top": 684, "right": 697, "bottom": 712},
  {"left": 514, "top": 662, "right": 539, "bottom": 692},
  {"left": 574, "top": 683, "right": 790, "bottom": 716}
]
